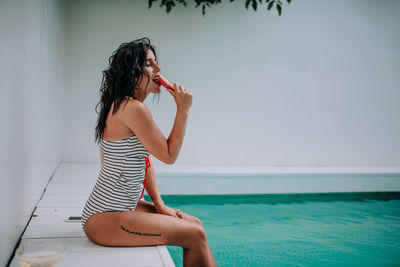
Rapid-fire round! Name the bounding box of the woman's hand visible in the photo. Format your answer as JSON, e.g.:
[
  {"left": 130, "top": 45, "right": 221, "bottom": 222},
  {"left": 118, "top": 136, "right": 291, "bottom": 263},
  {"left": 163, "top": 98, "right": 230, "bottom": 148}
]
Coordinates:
[
  {"left": 155, "top": 204, "right": 183, "bottom": 219},
  {"left": 167, "top": 83, "right": 193, "bottom": 114}
]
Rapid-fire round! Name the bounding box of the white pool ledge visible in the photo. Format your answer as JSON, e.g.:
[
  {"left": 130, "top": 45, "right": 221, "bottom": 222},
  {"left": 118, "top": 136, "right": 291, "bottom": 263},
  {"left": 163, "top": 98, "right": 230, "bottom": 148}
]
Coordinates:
[
  {"left": 152, "top": 164, "right": 400, "bottom": 175},
  {"left": 57, "top": 162, "right": 400, "bottom": 195}
]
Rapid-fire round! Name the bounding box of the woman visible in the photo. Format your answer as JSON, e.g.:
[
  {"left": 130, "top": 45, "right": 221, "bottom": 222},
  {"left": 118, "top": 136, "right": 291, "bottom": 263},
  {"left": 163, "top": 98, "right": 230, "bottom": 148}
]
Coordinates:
[{"left": 81, "top": 38, "right": 217, "bottom": 267}]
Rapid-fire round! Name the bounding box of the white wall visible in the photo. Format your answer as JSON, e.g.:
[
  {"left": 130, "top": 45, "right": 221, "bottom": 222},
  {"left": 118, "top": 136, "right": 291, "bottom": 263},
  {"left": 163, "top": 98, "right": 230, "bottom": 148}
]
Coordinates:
[
  {"left": 62, "top": 0, "right": 400, "bottom": 167},
  {"left": 0, "top": 0, "right": 64, "bottom": 265},
  {"left": 0, "top": 0, "right": 398, "bottom": 264}
]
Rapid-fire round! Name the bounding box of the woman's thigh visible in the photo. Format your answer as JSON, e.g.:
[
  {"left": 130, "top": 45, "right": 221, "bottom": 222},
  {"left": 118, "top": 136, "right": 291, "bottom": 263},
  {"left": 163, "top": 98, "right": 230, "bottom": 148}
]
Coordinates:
[
  {"left": 84, "top": 209, "right": 205, "bottom": 248},
  {"left": 135, "top": 199, "right": 157, "bottom": 213},
  {"left": 135, "top": 199, "right": 203, "bottom": 227}
]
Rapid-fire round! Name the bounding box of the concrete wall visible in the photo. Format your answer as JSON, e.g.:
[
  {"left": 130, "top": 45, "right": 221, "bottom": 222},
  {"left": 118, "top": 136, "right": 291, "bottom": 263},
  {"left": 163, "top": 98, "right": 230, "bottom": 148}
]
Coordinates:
[
  {"left": 62, "top": 0, "right": 400, "bottom": 167},
  {"left": 0, "top": 0, "right": 64, "bottom": 265}
]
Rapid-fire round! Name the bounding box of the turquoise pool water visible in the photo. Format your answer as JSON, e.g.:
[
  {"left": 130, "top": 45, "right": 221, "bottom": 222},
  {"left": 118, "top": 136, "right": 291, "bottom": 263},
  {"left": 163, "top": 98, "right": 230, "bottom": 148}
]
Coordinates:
[{"left": 149, "top": 193, "right": 400, "bottom": 267}]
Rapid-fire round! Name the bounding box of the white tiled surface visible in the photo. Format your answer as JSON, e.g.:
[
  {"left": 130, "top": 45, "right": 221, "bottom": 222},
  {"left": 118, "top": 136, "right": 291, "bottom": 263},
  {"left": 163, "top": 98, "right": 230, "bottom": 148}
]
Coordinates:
[
  {"left": 10, "top": 163, "right": 175, "bottom": 267},
  {"left": 45, "top": 184, "right": 95, "bottom": 195},
  {"left": 22, "top": 208, "right": 85, "bottom": 238},
  {"left": 9, "top": 238, "right": 174, "bottom": 267},
  {"left": 37, "top": 194, "right": 89, "bottom": 208}
]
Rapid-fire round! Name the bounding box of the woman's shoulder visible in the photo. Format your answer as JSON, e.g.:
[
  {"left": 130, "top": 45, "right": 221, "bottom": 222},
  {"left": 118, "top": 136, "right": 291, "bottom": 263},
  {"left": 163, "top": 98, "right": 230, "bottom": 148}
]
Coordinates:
[
  {"left": 121, "top": 99, "right": 152, "bottom": 122},
  {"left": 120, "top": 99, "right": 154, "bottom": 133},
  {"left": 124, "top": 99, "right": 150, "bottom": 113}
]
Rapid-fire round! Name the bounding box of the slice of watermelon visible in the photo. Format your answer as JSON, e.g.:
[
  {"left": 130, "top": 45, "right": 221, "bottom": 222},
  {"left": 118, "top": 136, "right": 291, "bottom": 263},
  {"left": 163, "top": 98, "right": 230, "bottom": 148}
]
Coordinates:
[{"left": 156, "top": 75, "right": 175, "bottom": 91}]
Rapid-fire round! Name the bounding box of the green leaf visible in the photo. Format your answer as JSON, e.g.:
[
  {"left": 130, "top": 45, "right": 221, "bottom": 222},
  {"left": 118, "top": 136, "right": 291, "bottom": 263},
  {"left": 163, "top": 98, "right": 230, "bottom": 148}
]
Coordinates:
[
  {"left": 277, "top": 4, "right": 282, "bottom": 15},
  {"left": 252, "top": 0, "right": 257, "bottom": 11},
  {"left": 246, "top": 0, "right": 258, "bottom": 11},
  {"left": 177, "top": 0, "right": 187, "bottom": 7},
  {"left": 148, "top": 0, "right": 156, "bottom": 9},
  {"left": 246, "top": 0, "right": 251, "bottom": 9},
  {"left": 162, "top": 0, "right": 175, "bottom": 13},
  {"left": 149, "top": 0, "right": 289, "bottom": 16},
  {"left": 267, "top": 0, "right": 274, "bottom": 10}
]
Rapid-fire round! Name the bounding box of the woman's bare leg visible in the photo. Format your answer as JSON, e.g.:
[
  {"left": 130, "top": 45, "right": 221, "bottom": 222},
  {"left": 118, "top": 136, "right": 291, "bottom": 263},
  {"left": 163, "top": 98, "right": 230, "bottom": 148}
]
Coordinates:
[
  {"left": 84, "top": 208, "right": 214, "bottom": 266},
  {"left": 135, "top": 200, "right": 217, "bottom": 266}
]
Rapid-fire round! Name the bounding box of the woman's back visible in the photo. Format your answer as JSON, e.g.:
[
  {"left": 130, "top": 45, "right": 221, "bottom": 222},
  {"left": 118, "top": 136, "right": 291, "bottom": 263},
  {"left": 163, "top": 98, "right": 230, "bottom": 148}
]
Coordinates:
[{"left": 102, "top": 99, "right": 137, "bottom": 141}]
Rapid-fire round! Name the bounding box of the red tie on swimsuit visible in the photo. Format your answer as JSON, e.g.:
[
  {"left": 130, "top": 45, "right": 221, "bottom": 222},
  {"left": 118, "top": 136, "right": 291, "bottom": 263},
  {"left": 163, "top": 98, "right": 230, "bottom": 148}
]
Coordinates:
[{"left": 139, "top": 156, "right": 151, "bottom": 199}]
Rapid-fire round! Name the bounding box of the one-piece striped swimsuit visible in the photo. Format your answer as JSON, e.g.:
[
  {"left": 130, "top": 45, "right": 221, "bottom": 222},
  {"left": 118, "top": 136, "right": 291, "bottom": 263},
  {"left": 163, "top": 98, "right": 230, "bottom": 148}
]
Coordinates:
[{"left": 81, "top": 135, "right": 151, "bottom": 228}]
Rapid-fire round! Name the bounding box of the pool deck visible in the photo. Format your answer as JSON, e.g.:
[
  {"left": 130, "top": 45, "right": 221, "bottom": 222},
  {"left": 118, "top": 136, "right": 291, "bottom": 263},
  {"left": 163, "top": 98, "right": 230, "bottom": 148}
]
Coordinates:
[
  {"left": 9, "top": 162, "right": 400, "bottom": 266},
  {"left": 8, "top": 163, "right": 175, "bottom": 267}
]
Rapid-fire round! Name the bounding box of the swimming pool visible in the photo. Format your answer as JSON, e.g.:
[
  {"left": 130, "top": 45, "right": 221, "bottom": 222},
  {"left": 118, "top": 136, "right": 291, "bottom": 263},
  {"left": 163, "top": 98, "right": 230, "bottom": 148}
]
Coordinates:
[{"left": 145, "top": 193, "right": 400, "bottom": 266}]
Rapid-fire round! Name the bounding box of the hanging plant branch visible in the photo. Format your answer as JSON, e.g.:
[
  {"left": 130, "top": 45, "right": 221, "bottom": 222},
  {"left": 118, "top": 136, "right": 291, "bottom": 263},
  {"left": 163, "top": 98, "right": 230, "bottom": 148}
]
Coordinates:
[{"left": 148, "top": 0, "right": 292, "bottom": 16}]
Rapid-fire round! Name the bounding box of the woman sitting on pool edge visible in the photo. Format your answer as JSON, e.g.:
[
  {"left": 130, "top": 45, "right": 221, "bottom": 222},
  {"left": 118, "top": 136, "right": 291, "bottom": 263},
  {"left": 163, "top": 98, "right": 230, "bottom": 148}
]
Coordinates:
[{"left": 81, "top": 38, "right": 217, "bottom": 267}]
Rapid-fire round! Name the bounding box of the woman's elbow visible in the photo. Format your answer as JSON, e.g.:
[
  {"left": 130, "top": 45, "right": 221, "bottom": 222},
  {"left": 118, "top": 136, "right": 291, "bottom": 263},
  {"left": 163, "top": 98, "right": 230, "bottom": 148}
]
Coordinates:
[
  {"left": 161, "top": 154, "right": 177, "bottom": 165},
  {"left": 159, "top": 159, "right": 175, "bottom": 165},
  {"left": 164, "top": 157, "right": 176, "bottom": 165},
  {"left": 156, "top": 150, "right": 177, "bottom": 165}
]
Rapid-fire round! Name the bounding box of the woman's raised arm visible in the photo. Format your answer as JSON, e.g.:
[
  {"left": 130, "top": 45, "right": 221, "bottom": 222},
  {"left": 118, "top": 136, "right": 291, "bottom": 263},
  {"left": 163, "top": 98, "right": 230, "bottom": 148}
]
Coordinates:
[{"left": 125, "top": 83, "right": 192, "bottom": 164}]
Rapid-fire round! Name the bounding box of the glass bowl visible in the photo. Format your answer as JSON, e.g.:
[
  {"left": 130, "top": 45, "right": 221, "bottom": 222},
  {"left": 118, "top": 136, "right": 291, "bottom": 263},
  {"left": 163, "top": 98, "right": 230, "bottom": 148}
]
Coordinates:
[{"left": 15, "top": 241, "right": 65, "bottom": 267}]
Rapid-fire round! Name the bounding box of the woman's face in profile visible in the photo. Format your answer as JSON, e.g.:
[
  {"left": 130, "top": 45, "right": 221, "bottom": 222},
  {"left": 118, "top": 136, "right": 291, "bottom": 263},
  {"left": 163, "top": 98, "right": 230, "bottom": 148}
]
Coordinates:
[{"left": 137, "top": 49, "right": 161, "bottom": 94}]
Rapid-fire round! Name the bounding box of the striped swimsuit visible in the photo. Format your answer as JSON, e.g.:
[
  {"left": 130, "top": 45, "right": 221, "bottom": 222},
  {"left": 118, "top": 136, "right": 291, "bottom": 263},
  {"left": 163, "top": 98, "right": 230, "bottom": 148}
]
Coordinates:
[{"left": 81, "top": 135, "right": 151, "bottom": 228}]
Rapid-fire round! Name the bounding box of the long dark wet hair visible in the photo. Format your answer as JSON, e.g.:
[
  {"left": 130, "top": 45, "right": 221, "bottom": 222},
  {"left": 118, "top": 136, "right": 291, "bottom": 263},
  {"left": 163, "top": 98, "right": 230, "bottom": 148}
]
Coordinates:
[{"left": 94, "top": 37, "right": 157, "bottom": 144}]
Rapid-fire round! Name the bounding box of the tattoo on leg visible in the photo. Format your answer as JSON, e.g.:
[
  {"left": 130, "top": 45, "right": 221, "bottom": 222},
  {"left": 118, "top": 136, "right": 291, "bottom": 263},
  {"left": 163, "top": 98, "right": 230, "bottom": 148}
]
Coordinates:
[{"left": 120, "top": 225, "right": 161, "bottom": 237}]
